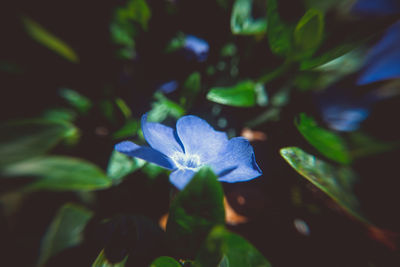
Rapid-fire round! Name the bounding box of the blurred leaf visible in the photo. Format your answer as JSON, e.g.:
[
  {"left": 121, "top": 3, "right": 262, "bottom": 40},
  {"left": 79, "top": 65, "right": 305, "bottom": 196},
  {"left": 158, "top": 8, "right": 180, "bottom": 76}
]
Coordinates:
[
  {"left": 100, "top": 100, "right": 116, "bottom": 122},
  {"left": 231, "top": 0, "right": 267, "bottom": 35},
  {"left": 107, "top": 151, "right": 145, "bottom": 182},
  {"left": 295, "top": 113, "right": 351, "bottom": 164},
  {"left": 349, "top": 132, "right": 400, "bottom": 158},
  {"left": 115, "top": 98, "right": 132, "bottom": 119},
  {"left": 1, "top": 156, "right": 112, "bottom": 191},
  {"left": 166, "top": 167, "right": 225, "bottom": 257},
  {"left": 165, "top": 33, "right": 185, "bottom": 53},
  {"left": 141, "top": 163, "right": 166, "bottom": 179},
  {"left": 59, "top": 88, "right": 92, "bottom": 114},
  {"left": 255, "top": 83, "right": 268, "bottom": 106},
  {"left": 112, "top": 119, "right": 139, "bottom": 140},
  {"left": 267, "top": 0, "right": 293, "bottom": 56},
  {"left": 42, "top": 108, "right": 77, "bottom": 122},
  {"left": 21, "top": 17, "right": 79, "bottom": 63},
  {"left": 0, "top": 119, "right": 76, "bottom": 167},
  {"left": 207, "top": 81, "right": 257, "bottom": 107},
  {"left": 92, "top": 249, "right": 128, "bottom": 267},
  {"left": 293, "top": 9, "right": 324, "bottom": 59},
  {"left": 125, "top": 0, "right": 151, "bottom": 30},
  {"left": 150, "top": 256, "right": 181, "bottom": 267},
  {"left": 181, "top": 72, "right": 201, "bottom": 108},
  {"left": 195, "top": 226, "right": 271, "bottom": 267},
  {"left": 148, "top": 93, "right": 185, "bottom": 122},
  {"left": 38, "top": 203, "right": 93, "bottom": 266},
  {"left": 280, "top": 147, "right": 368, "bottom": 223}
]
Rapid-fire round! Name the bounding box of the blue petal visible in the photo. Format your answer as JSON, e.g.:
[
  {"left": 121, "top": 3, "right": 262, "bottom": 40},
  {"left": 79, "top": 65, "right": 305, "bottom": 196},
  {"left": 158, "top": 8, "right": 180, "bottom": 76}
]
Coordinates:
[
  {"left": 176, "top": 115, "right": 228, "bottom": 163},
  {"left": 209, "top": 137, "right": 262, "bottom": 183},
  {"left": 358, "top": 21, "right": 400, "bottom": 85},
  {"left": 183, "top": 35, "right": 209, "bottom": 62},
  {"left": 352, "top": 0, "right": 400, "bottom": 15},
  {"left": 158, "top": 80, "right": 178, "bottom": 94},
  {"left": 169, "top": 169, "right": 196, "bottom": 190},
  {"left": 115, "top": 141, "right": 175, "bottom": 170},
  {"left": 141, "top": 114, "right": 184, "bottom": 157}
]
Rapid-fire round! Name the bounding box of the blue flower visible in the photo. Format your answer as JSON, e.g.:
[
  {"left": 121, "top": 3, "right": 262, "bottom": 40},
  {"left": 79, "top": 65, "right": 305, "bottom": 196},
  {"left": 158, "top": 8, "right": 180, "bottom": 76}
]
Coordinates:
[
  {"left": 183, "top": 35, "right": 209, "bottom": 62},
  {"left": 115, "top": 114, "right": 262, "bottom": 189},
  {"left": 351, "top": 0, "right": 400, "bottom": 16},
  {"left": 357, "top": 20, "right": 400, "bottom": 85}
]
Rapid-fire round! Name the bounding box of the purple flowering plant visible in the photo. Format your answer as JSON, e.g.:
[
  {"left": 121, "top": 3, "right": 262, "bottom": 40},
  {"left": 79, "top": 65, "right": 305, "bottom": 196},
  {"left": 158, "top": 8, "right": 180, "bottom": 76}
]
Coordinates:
[{"left": 115, "top": 114, "right": 262, "bottom": 189}]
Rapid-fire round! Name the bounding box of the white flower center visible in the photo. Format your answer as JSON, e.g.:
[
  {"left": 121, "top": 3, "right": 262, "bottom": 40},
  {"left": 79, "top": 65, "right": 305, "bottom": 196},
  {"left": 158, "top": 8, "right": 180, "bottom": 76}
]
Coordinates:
[{"left": 171, "top": 152, "right": 202, "bottom": 171}]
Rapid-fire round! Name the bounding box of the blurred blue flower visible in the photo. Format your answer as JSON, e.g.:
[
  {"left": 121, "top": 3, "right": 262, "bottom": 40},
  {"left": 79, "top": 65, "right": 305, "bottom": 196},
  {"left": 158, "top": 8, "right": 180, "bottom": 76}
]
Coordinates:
[
  {"left": 352, "top": 0, "right": 400, "bottom": 15},
  {"left": 357, "top": 20, "right": 400, "bottom": 85},
  {"left": 158, "top": 80, "right": 179, "bottom": 94},
  {"left": 183, "top": 35, "right": 209, "bottom": 62},
  {"left": 115, "top": 114, "right": 262, "bottom": 189}
]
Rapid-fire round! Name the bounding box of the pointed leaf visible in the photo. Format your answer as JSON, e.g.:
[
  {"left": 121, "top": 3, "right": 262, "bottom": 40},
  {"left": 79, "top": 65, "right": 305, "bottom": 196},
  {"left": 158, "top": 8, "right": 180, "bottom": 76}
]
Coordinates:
[
  {"left": 1, "top": 156, "right": 112, "bottom": 191},
  {"left": 267, "top": 0, "right": 293, "bottom": 56},
  {"left": 38, "top": 203, "right": 93, "bottom": 266},
  {"left": 195, "top": 226, "right": 271, "bottom": 267},
  {"left": 295, "top": 113, "right": 351, "bottom": 164},
  {"left": 22, "top": 17, "right": 79, "bottom": 63},
  {"left": 207, "top": 81, "right": 257, "bottom": 107},
  {"left": 166, "top": 167, "right": 225, "bottom": 257},
  {"left": 92, "top": 249, "right": 128, "bottom": 267},
  {"left": 0, "top": 119, "right": 77, "bottom": 167},
  {"left": 231, "top": 0, "right": 267, "bottom": 35},
  {"left": 107, "top": 151, "right": 145, "bottom": 182},
  {"left": 280, "top": 147, "right": 369, "bottom": 223}
]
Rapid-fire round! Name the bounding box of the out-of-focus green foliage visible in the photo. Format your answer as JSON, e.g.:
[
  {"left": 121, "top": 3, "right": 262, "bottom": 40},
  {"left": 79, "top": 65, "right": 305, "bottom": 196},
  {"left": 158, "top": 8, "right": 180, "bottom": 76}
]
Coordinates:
[
  {"left": 166, "top": 167, "right": 225, "bottom": 257},
  {"left": 181, "top": 72, "right": 201, "bottom": 108},
  {"left": 231, "top": 0, "right": 267, "bottom": 35},
  {"left": 148, "top": 92, "right": 185, "bottom": 122},
  {"left": 280, "top": 147, "right": 368, "bottom": 224},
  {"left": 295, "top": 113, "right": 351, "bottom": 164},
  {"left": 150, "top": 256, "right": 181, "bottom": 267},
  {"left": 195, "top": 226, "right": 271, "bottom": 267},
  {"left": 2, "top": 156, "right": 111, "bottom": 191},
  {"left": 92, "top": 249, "right": 128, "bottom": 267},
  {"left": 0, "top": 119, "right": 77, "bottom": 167},
  {"left": 38, "top": 203, "right": 93, "bottom": 266},
  {"left": 59, "top": 88, "right": 92, "bottom": 114},
  {"left": 21, "top": 17, "right": 79, "bottom": 63},
  {"left": 207, "top": 80, "right": 257, "bottom": 107},
  {"left": 107, "top": 151, "right": 145, "bottom": 182}
]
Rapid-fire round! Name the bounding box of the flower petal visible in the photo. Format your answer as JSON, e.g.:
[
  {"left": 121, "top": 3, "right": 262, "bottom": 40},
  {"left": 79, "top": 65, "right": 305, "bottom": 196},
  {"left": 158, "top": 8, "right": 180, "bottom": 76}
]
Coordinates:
[
  {"left": 169, "top": 169, "right": 196, "bottom": 190},
  {"left": 209, "top": 137, "right": 262, "bottom": 183},
  {"left": 115, "top": 141, "right": 175, "bottom": 170},
  {"left": 141, "top": 114, "right": 183, "bottom": 157},
  {"left": 176, "top": 115, "right": 228, "bottom": 163}
]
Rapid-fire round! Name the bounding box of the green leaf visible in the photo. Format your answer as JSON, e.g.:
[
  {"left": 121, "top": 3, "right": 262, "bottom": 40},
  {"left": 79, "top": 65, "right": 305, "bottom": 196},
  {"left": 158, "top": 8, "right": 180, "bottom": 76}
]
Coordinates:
[
  {"left": 21, "top": 17, "right": 79, "bottom": 63},
  {"left": 1, "top": 156, "right": 112, "bottom": 191},
  {"left": 148, "top": 92, "right": 185, "bottom": 122},
  {"left": 267, "top": 0, "right": 293, "bottom": 56},
  {"left": 141, "top": 163, "right": 167, "bottom": 179},
  {"left": 195, "top": 226, "right": 271, "bottom": 267},
  {"left": 150, "top": 256, "right": 181, "bottom": 267},
  {"left": 38, "top": 203, "right": 93, "bottom": 266},
  {"left": 280, "top": 147, "right": 368, "bottom": 223},
  {"left": 59, "top": 88, "right": 92, "bottom": 114},
  {"left": 295, "top": 113, "right": 351, "bottom": 164},
  {"left": 107, "top": 151, "right": 145, "bottom": 182},
  {"left": 115, "top": 98, "right": 132, "bottom": 119},
  {"left": 42, "top": 108, "right": 77, "bottom": 122},
  {"left": 207, "top": 81, "right": 257, "bottom": 107},
  {"left": 166, "top": 167, "right": 225, "bottom": 257},
  {"left": 230, "top": 0, "right": 267, "bottom": 35},
  {"left": 0, "top": 119, "right": 76, "bottom": 167},
  {"left": 293, "top": 9, "right": 324, "bottom": 59},
  {"left": 92, "top": 249, "right": 128, "bottom": 267},
  {"left": 112, "top": 119, "right": 140, "bottom": 140},
  {"left": 181, "top": 72, "right": 201, "bottom": 108},
  {"left": 125, "top": 0, "right": 151, "bottom": 31}
]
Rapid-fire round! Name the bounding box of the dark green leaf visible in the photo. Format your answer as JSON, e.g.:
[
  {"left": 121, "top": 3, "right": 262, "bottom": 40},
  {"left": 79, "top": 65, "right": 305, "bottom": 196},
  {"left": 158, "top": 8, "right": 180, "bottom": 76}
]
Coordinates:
[
  {"left": 141, "top": 163, "right": 167, "bottom": 179},
  {"left": 166, "top": 167, "right": 225, "bottom": 257},
  {"left": 42, "top": 108, "right": 77, "bottom": 122},
  {"left": 59, "top": 88, "right": 92, "bottom": 114},
  {"left": 349, "top": 132, "right": 400, "bottom": 159},
  {"left": 280, "top": 147, "right": 368, "bottom": 223},
  {"left": 148, "top": 92, "right": 185, "bottom": 122},
  {"left": 92, "top": 249, "right": 128, "bottom": 267},
  {"left": 207, "top": 81, "right": 257, "bottom": 107},
  {"left": 150, "top": 256, "right": 181, "bottom": 267},
  {"left": 38, "top": 203, "right": 93, "bottom": 266},
  {"left": 295, "top": 113, "right": 351, "bottom": 164},
  {"left": 181, "top": 72, "right": 201, "bottom": 108},
  {"left": 267, "top": 0, "right": 293, "bottom": 56},
  {"left": 22, "top": 17, "right": 79, "bottom": 63},
  {"left": 1, "top": 156, "right": 112, "bottom": 191},
  {"left": 107, "top": 151, "right": 145, "bottom": 182},
  {"left": 231, "top": 0, "right": 267, "bottom": 35},
  {"left": 195, "top": 226, "right": 271, "bottom": 267},
  {"left": 115, "top": 98, "right": 132, "bottom": 119},
  {"left": 293, "top": 9, "right": 324, "bottom": 59},
  {"left": 0, "top": 119, "right": 77, "bottom": 167},
  {"left": 113, "top": 119, "right": 140, "bottom": 140}
]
